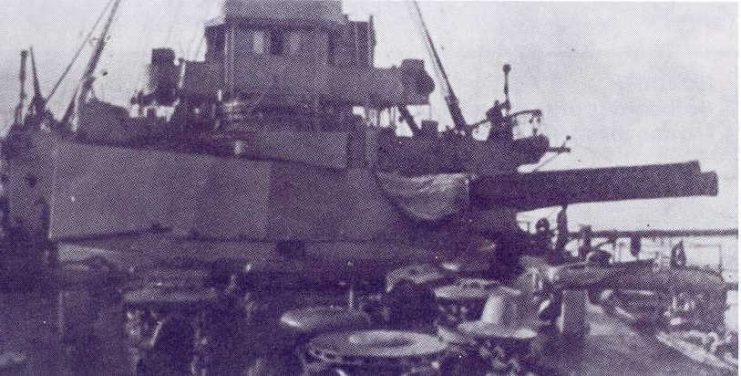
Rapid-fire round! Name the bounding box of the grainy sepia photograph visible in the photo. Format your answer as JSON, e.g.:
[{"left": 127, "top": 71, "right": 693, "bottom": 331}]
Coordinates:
[{"left": 0, "top": 0, "right": 737, "bottom": 375}]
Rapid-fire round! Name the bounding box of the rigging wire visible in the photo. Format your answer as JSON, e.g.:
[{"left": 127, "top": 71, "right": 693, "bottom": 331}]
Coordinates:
[
  {"left": 186, "top": 32, "right": 204, "bottom": 60},
  {"left": 186, "top": 0, "right": 214, "bottom": 60},
  {"left": 82, "top": 0, "right": 125, "bottom": 101},
  {"left": 191, "top": 35, "right": 206, "bottom": 61},
  {"left": 46, "top": 0, "right": 116, "bottom": 105},
  {"left": 405, "top": 0, "right": 448, "bottom": 96},
  {"left": 405, "top": 0, "right": 468, "bottom": 132},
  {"left": 530, "top": 137, "right": 572, "bottom": 172},
  {"left": 95, "top": 1, "right": 126, "bottom": 102},
  {"left": 406, "top": 2, "right": 447, "bottom": 125},
  {"left": 62, "top": 0, "right": 124, "bottom": 127},
  {"left": 531, "top": 152, "right": 563, "bottom": 172},
  {"left": 165, "top": 0, "right": 184, "bottom": 56}
]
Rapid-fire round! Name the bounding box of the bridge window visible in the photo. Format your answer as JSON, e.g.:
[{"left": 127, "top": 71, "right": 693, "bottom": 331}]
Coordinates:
[
  {"left": 286, "top": 31, "right": 301, "bottom": 55},
  {"left": 253, "top": 30, "right": 268, "bottom": 54},
  {"left": 252, "top": 29, "right": 301, "bottom": 56}
]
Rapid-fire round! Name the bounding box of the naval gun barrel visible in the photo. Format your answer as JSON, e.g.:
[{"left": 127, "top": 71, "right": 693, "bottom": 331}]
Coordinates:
[
  {"left": 569, "top": 228, "right": 738, "bottom": 239},
  {"left": 471, "top": 161, "right": 717, "bottom": 210}
]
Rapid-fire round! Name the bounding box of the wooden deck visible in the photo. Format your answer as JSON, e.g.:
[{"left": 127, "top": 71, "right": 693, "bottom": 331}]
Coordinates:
[
  {"left": 0, "top": 289, "right": 734, "bottom": 375},
  {"left": 536, "top": 305, "right": 733, "bottom": 375}
]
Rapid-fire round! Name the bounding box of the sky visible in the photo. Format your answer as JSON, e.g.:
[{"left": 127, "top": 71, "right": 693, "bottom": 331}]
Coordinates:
[{"left": 0, "top": 0, "right": 737, "bottom": 233}]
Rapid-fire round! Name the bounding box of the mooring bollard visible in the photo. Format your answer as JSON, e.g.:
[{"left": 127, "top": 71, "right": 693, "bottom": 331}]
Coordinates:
[{"left": 558, "top": 289, "right": 589, "bottom": 339}]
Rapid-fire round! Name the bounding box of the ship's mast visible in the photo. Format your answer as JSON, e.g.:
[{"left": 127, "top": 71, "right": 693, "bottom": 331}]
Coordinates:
[
  {"left": 46, "top": 0, "right": 116, "bottom": 114},
  {"left": 28, "top": 47, "right": 46, "bottom": 119},
  {"left": 13, "top": 50, "right": 28, "bottom": 127},
  {"left": 67, "top": 0, "right": 124, "bottom": 131},
  {"left": 408, "top": 0, "right": 468, "bottom": 135}
]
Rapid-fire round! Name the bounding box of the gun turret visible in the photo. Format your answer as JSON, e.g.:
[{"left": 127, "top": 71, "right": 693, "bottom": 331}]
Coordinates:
[{"left": 471, "top": 161, "right": 717, "bottom": 210}]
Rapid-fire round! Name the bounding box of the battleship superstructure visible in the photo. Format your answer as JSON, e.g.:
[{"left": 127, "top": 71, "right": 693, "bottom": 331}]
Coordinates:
[
  {"left": 0, "top": 0, "right": 732, "bottom": 375},
  {"left": 2, "top": 0, "right": 716, "bottom": 276}
]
